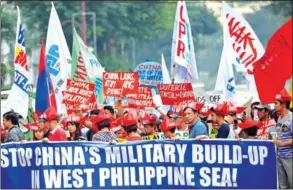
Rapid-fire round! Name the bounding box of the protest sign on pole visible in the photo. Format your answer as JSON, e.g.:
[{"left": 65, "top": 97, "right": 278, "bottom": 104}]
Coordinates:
[
  {"left": 158, "top": 83, "right": 195, "bottom": 105},
  {"left": 128, "top": 86, "right": 155, "bottom": 109},
  {"left": 1, "top": 140, "right": 277, "bottom": 189},
  {"left": 134, "top": 60, "right": 163, "bottom": 87},
  {"left": 103, "top": 72, "right": 139, "bottom": 97}
]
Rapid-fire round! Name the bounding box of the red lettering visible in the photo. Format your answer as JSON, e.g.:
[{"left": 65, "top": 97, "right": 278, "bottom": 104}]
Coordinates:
[
  {"left": 178, "top": 22, "right": 186, "bottom": 39},
  {"left": 179, "top": 5, "right": 186, "bottom": 23},
  {"left": 176, "top": 40, "right": 185, "bottom": 58},
  {"left": 15, "top": 51, "right": 28, "bottom": 71}
]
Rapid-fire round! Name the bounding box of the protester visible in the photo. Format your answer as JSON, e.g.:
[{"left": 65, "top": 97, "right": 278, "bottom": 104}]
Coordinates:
[
  {"left": 33, "top": 128, "right": 45, "bottom": 141},
  {"left": 91, "top": 110, "right": 118, "bottom": 143},
  {"left": 210, "top": 102, "right": 234, "bottom": 139},
  {"left": 2, "top": 111, "right": 25, "bottom": 143},
  {"left": 238, "top": 117, "right": 262, "bottom": 139},
  {"left": 64, "top": 116, "right": 85, "bottom": 141},
  {"left": 38, "top": 117, "right": 50, "bottom": 138},
  {"left": 273, "top": 89, "right": 293, "bottom": 189},
  {"left": 122, "top": 113, "right": 142, "bottom": 141},
  {"left": 183, "top": 102, "right": 207, "bottom": 138},
  {"left": 110, "top": 118, "right": 127, "bottom": 142},
  {"left": 250, "top": 101, "right": 260, "bottom": 120},
  {"left": 170, "top": 106, "right": 188, "bottom": 132},
  {"left": 160, "top": 117, "right": 179, "bottom": 140},
  {"left": 255, "top": 104, "right": 276, "bottom": 139},
  {"left": 42, "top": 107, "right": 67, "bottom": 142},
  {"left": 82, "top": 109, "right": 100, "bottom": 141},
  {"left": 140, "top": 113, "right": 159, "bottom": 140}
]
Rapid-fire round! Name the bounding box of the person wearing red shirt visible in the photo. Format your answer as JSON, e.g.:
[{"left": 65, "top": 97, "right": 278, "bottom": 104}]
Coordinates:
[
  {"left": 43, "top": 107, "right": 67, "bottom": 142},
  {"left": 256, "top": 104, "right": 276, "bottom": 139}
]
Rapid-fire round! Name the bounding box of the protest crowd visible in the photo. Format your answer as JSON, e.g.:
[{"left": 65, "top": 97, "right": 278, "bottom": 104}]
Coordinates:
[
  {"left": 1, "top": 1, "right": 292, "bottom": 189},
  {"left": 2, "top": 89, "right": 293, "bottom": 188}
]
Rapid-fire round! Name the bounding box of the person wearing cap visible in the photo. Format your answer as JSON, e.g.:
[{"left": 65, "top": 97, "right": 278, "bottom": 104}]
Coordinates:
[
  {"left": 65, "top": 116, "right": 85, "bottom": 141},
  {"left": 91, "top": 110, "right": 118, "bottom": 143},
  {"left": 170, "top": 106, "right": 188, "bottom": 132},
  {"left": 273, "top": 89, "right": 293, "bottom": 189},
  {"left": 160, "top": 117, "right": 180, "bottom": 140},
  {"left": 83, "top": 109, "right": 100, "bottom": 141},
  {"left": 43, "top": 107, "right": 67, "bottom": 142},
  {"left": 110, "top": 118, "right": 127, "bottom": 143},
  {"left": 237, "top": 117, "right": 262, "bottom": 139},
  {"left": 210, "top": 102, "right": 234, "bottom": 139},
  {"left": 2, "top": 111, "right": 25, "bottom": 143},
  {"left": 140, "top": 113, "right": 159, "bottom": 140},
  {"left": 255, "top": 104, "right": 276, "bottom": 139},
  {"left": 183, "top": 102, "right": 208, "bottom": 138},
  {"left": 122, "top": 113, "right": 142, "bottom": 141}
]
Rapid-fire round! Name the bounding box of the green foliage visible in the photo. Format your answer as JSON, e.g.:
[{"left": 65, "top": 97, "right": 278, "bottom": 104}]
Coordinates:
[{"left": 269, "top": 1, "right": 292, "bottom": 18}]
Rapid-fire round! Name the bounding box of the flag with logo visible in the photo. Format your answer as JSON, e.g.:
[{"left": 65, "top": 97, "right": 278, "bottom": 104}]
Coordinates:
[
  {"left": 35, "top": 40, "right": 57, "bottom": 115},
  {"left": 74, "top": 29, "right": 105, "bottom": 104},
  {"left": 161, "top": 54, "right": 171, "bottom": 84},
  {"left": 45, "top": 2, "right": 71, "bottom": 115},
  {"left": 222, "top": 1, "right": 265, "bottom": 95},
  {"left": 171, "top": 0, "right": 198, "bottom": 83},
  {"left": 6, "top": 6, "right": 30, "bottom": 118}
]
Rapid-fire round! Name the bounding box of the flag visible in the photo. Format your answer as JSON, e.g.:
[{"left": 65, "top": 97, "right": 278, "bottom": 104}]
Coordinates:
[
  {"left": 171, "top": 0, "right": 198, "bottom": 83},
  {"left": 27, "top": 92, "right": 35, "bottom": 123},
  {"left": 161, "top": 54, "right": 171, "bottom": 84},
  {"left": 290, "top": 79, "right": 293, "bottom": 108},
  {"left": 35, "top": 40, "right": 57, "bottom": 115},
  {"left": 253, "top": 18, "right": 292, "bottom": 104},
  {"left": 45, "top": 2, "right": 71, "bottom": 115},
  {"left": 73, "top": 28, "right": 105, "bottom": 104},
  {"left": 6, "top": 6, "right": 30, "bottom": 118},
  {"left": 222, "top": 1, "right": 264, "bottom": 95},
  {"left": 71, "top": 28, "right": 89, "bottom": 81},
  {"left": 215, "top": 45, "right": 237, "bottom": 102}
]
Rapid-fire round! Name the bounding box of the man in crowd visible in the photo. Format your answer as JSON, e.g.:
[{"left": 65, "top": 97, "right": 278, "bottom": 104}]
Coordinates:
[
  {"left": 210, "top": 102, "right": 234, "bottom": 139},
  {"left": 184, "top": 102, "right": 207, "bottom": 138},
  {"left": 160, "top": 117, "right": 179, "bottom": 140},
  {"left": 256, "top": 104, "right": 276, "bottom": 139},
  {"left": 273, "top": 89, "right": 292, "bottom": 189},
  {"left": 2, "top": 111, "right": 25, "bottom": 143},
  {"left": 91, "top": 110, "right": 118, "bottom": 143},
  {"left": 140, "top": 113, "right": 159, "bottom": 140},
  {"left": 122, "top": 113, "right": 142, "bottom": 141},
  {"left": 238, "top": 117, "right": 262, "bottom": 139},
  {"left": 43, "top": 107, "right": 67, "bottom": 142}
]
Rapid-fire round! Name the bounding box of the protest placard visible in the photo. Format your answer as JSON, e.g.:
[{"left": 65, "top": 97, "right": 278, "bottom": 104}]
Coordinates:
[
  {"left": 62, "top": 79, "right": 97, "bottom": 114},
  {"left": 103, "top": 72, "right": 139, "bottom": 97},
  {"left": 128, "top": 86, "right": 155, "bottom": 109},
  {"left": 1, "top": 140, "right": 277, "bottom": 189},
  {"left": 134, "top": 61, "right": 163, "bottom": 86},
  {"left": 158, "top": 131, "right": 189, "bottom": 140},
  {"left": 158, "top": 83, "right": 195, "bottom": 105}
]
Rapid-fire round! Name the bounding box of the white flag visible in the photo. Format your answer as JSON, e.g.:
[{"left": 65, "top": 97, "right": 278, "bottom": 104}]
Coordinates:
[
  {"left": 222, "top": 1, "right": 264, "bottom": 95},
  {"left": 161, "top": 54, "right": 171, "bottom": 84},
  {"left": 6, "top": 6, "right": 30, "bottom": 118},
  {"left": 45, "top": 2, "right": 71, "bottom": 114},
  {"left": 171, "top": 0, "right": 198, "bottom": 83}
]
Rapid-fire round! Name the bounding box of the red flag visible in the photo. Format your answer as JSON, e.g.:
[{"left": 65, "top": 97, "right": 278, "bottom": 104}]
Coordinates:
[{"left": 253, "top": 18, "right": 292, "bottom": 104}]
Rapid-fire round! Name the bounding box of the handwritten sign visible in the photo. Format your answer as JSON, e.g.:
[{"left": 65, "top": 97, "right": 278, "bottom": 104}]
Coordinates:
[
  {"left": 158, "top": 83, "right": 195, "bottom": 105},
  {"left": 134, "top": 61, "right": 162, "bottom": 86},
  {"left": 128, "top": 87, "right": 155, "bottom": 109},
  {"left": 103, "top": 72, "right": 139, "bottom": 97},
  {"left": 62, "top": 79, "right": 97, "bottom": 114}
]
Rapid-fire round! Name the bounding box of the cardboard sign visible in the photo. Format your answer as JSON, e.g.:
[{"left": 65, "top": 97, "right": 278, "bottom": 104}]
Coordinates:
[
  {"left": 158, "top": 83, "right": 195, "bottom": 105},
  {"left": 103, "top": 72, "right": 139, "bottom": 97},
  {"left": 62, "top": 79, "right": 97, "bottom": 115},
  {"left": 128, "top": 87, "right": 155, "bottom": 109},
  {"left": 134, "top": 61, "right": 163, "bottom": 86}
]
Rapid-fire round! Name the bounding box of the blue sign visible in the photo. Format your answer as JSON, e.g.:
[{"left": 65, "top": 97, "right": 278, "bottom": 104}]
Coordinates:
[
  {"left": 1, "top": 140, "right": 277, "bottom": 189},
  {"left": 135, "top": 60, "right": 163, "bottom": 87}
]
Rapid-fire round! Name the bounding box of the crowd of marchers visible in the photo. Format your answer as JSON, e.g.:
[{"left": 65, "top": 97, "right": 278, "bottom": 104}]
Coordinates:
[{"left": 1, "top": 89, "right": 292, "bottom": 189}]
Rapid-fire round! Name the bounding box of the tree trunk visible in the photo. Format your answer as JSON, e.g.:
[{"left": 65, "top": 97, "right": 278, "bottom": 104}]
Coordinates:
[{"left": 109, "top": 38, "right": 116, "bottom": 56}]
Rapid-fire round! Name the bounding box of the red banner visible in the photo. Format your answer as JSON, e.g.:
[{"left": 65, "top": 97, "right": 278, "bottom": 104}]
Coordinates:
[
  {"left": 103, "top": 72, "right": 139, "bottom": 97},
  {"left": 62, "top": 79, "right": 97, "bottom": 114},
  {"left": 158, "top": 83, "right": 195, "bottom": 105},
  {"left": 128, "top": 86, "right": 155, "bottom": 109}
]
